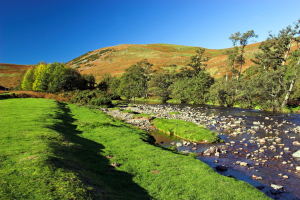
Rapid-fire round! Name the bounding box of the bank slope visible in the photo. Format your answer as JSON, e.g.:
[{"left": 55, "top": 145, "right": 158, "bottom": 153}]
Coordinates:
[{"left": 0, "top": 98, "right": 270, "bottom": 199}]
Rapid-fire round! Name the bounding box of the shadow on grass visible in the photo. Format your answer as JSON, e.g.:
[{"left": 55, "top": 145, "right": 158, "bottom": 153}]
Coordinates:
[{"left": 47, "top": 102, "right": 152, "bottom": 200}]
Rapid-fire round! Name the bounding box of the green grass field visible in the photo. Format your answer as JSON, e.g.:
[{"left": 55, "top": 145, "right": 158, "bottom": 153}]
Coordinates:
[{"left": 0, "top": 98, "right": 270, "bottom": 199}]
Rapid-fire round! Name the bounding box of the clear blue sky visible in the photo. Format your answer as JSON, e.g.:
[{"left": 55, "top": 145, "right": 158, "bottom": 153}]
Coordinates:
[{"left": 0, "top": 0, "right": 299, "bottom": 65}]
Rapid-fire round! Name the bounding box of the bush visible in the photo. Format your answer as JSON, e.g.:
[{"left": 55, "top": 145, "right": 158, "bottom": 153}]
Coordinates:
[
  {"left": 90, "top": 97, "right": 112, "bottom": 107},
  {"left": 71, "top": 91, "right": 97, "bottom": 105}
]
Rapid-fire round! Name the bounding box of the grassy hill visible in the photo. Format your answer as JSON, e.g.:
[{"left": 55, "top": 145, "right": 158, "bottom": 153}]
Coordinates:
[
  {"left": 66, "top": 43, "right": 265, "bottom": 81},
  {"left": 0, "top": 64, "right": 34, "bottom": 89}
]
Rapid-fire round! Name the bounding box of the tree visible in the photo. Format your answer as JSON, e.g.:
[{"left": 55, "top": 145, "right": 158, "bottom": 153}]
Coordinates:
[
  {"left": 149, "top": 70, "right": 173, "bottom": 102},
  {"left": 136, "top": 59, "right": 153, "bottom": 98},
  {"left": 229, "top": 30, "right": 258, "bottom": 81},
  {"left": 170, "top": 49, "right": 214, "bottom": 103},
  {"left": 97, "top": 73, "right": 112, "bottom": 92},
  {"left": 21, "top": 68, "right": 35, "bottom": 90},
  {"left": 223, "top": 46, "right": 240, "bottom": 79},
  {"left": 171, "top": 71, "right": 214, "bottom": 103},
  {"left": 250, "top": 20, "right": 300, "bottom": 110},
  {"left": 118, "top": 65, "right": 146, "bottom": 99},
  {"left": 82, "top": 74, "right": 96, "bottom": 89},
  {"left": 187, "top": 48, "right": 210, "bottom": 75}
]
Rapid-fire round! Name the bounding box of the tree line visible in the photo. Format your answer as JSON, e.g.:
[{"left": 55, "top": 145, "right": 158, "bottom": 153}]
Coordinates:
[
  {"left": 18, "top": 20, "right": 300, "bottom": 111},
  {"left": 18, "top": 62, "right": 95, "bottom": 92}
]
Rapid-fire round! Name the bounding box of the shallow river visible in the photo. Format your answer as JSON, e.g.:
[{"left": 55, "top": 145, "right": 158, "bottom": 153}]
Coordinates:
[{"left": 129, "top": 101, "right": 300, "bottom": 200}]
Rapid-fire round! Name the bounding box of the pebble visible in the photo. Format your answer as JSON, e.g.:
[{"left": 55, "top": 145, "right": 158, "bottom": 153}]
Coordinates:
[{"left": 283, "top": 175, "right": 289, "bottom": 179}]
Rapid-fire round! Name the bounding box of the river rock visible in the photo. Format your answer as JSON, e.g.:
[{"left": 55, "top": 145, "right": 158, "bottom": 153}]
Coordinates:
[
  {"left": 271, "top": 184, "right": 283, "bottom": 190},
  {"left": 216, "top": 165, "right": 228, "bottom": 171},
  {"left": 292, "top": 150, "right": 300, "bottom": 158},
  {"left": 293, "top": 141, "right": 300, "bottom": 145},
  {"left": 181, "top": 150, "right": 190, "bottom": 154},
  {"left": 176, "top": 142, "right": 182, "bottom": 147},
  {"left": 240, "top": 162, "right": 247, "bottom": 167},
  {"left": 296, "top": 166, "right": 300, "bottom": 171}
]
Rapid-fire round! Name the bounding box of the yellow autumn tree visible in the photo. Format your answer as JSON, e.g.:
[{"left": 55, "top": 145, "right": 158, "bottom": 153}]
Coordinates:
[
  {"left": 21, "top": 68, "right": 34, "bottom": 90},
  {"left": 32, "top": 63, "right": 51, "bottom": 91}
]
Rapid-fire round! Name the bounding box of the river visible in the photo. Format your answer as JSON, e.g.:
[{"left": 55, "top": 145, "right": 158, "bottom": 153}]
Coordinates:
[{"left": 126, "top": 101, "right": 300, "bottom": 200}]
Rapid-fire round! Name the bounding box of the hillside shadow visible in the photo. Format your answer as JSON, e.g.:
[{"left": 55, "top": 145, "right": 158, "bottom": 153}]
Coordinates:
[{"left": 46, "top": 102, "right": 152, "bottom": 200}]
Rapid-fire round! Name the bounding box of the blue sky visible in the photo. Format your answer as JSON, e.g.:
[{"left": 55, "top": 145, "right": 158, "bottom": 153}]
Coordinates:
[{"left": 0, "top": 0, "right": 299, "bottom": 64}]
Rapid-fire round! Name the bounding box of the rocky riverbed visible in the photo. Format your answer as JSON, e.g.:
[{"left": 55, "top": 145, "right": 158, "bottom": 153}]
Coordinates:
[{"left": 101, "top": 104, "right": 300, "bottom": 200}]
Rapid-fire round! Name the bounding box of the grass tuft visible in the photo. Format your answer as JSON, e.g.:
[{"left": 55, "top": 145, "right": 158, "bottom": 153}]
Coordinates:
[{"left": 152, "top": 118, "right": 220, "bottom": 143}]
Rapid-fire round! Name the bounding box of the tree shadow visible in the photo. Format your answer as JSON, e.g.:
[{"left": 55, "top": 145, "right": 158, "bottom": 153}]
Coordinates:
[{"left": 46, "top": 102, "right": 152, "bottom": 199}]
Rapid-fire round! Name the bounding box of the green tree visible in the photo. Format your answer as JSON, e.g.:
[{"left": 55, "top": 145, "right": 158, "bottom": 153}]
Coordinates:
[
  {"left": 229, "top": 30, "right": 258, "bottom": 81},
  {"left": 97, "top": 73, "right": 112, "bottom": 92},
  {"left": 170, "top": 49, "right": 214, "bottom": 103},
  {"left": 118, "top": 65, "right": 145, "bottom": 99},
  {"left": 149, "top": 70, "right": 173, "bottom": 102},
  {"left": 82, "top": 74, "right": 95, "bottom": 89},
  {"left": 170, "top": 71, "right": 214, "bottom": 103},
  {"left": 223, "top": 46, "right": 240, "bottom": 79},
  {"left": 248, "top": 20, "right": 300, "bottom": 111},
  {"left": 21, "top": 68, "right": 35, "bottom": 90},
  {"left": 187, "top": 48, "right": 210, "bottom": 75},
  {"left": 136, "top": 59, "right": 153, "bottom": 98}
]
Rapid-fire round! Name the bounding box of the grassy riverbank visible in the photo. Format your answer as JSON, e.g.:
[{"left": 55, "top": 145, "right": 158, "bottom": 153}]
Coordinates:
[
  {"left": 0, "top": 98, "right": 270, "bottom": 199},
  {"left": 152, "top": 118, "right": 220, "bottom": 143}
]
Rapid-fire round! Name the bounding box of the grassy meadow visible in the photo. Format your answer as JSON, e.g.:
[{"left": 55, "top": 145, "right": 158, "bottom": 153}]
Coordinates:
[{"left": 0, "top": 98, "right": 270, "bottom": 199}]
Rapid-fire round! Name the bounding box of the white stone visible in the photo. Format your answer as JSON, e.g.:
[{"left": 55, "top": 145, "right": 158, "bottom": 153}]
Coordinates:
[
  {"left": 296, "top": 166, "right": 300, "bottom": 171},
  {"left": 292, "top": 150, "right": 300, "bottom": 158},
  {"left": 176, "top": 142, "right": 182, "bottom": 147},
  {"left": 271, "top": 184, "right": 283, "bottom": 190}
]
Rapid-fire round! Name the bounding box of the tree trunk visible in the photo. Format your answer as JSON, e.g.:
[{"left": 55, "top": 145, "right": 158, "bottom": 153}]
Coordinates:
[
  {"left": 237, "top": 50, "right": 244, "bottom": 81},
  {"left": 282, "top": 39, "right": 292, "bottom": 66},
  {"left": 281, "top": 57, "right": 300, "bottom": 108},
  {"left": 281, "top": 77, "right": 296, "bottom": 108}
]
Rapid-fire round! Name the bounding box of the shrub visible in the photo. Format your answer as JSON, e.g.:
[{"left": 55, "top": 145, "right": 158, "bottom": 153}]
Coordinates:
[
  {"left": 90, "top": 97, "right": 112, "bottom": 107},
  {"left": 71, "top": 91, "right": 97, "bottom": 105}
]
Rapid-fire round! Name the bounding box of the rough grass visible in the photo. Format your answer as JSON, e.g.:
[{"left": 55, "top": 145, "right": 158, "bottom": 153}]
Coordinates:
[
  {"left": 0, "top": 98, "right": 270, "bottom": 199},
  {"left": 152, "top": 118, "right": 220, "bottom": 143}
]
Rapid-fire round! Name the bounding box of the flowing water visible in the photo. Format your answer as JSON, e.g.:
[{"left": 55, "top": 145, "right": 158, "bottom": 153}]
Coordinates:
[{"left": 128, "top": 101, "right": 300, "bottom": 199}]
